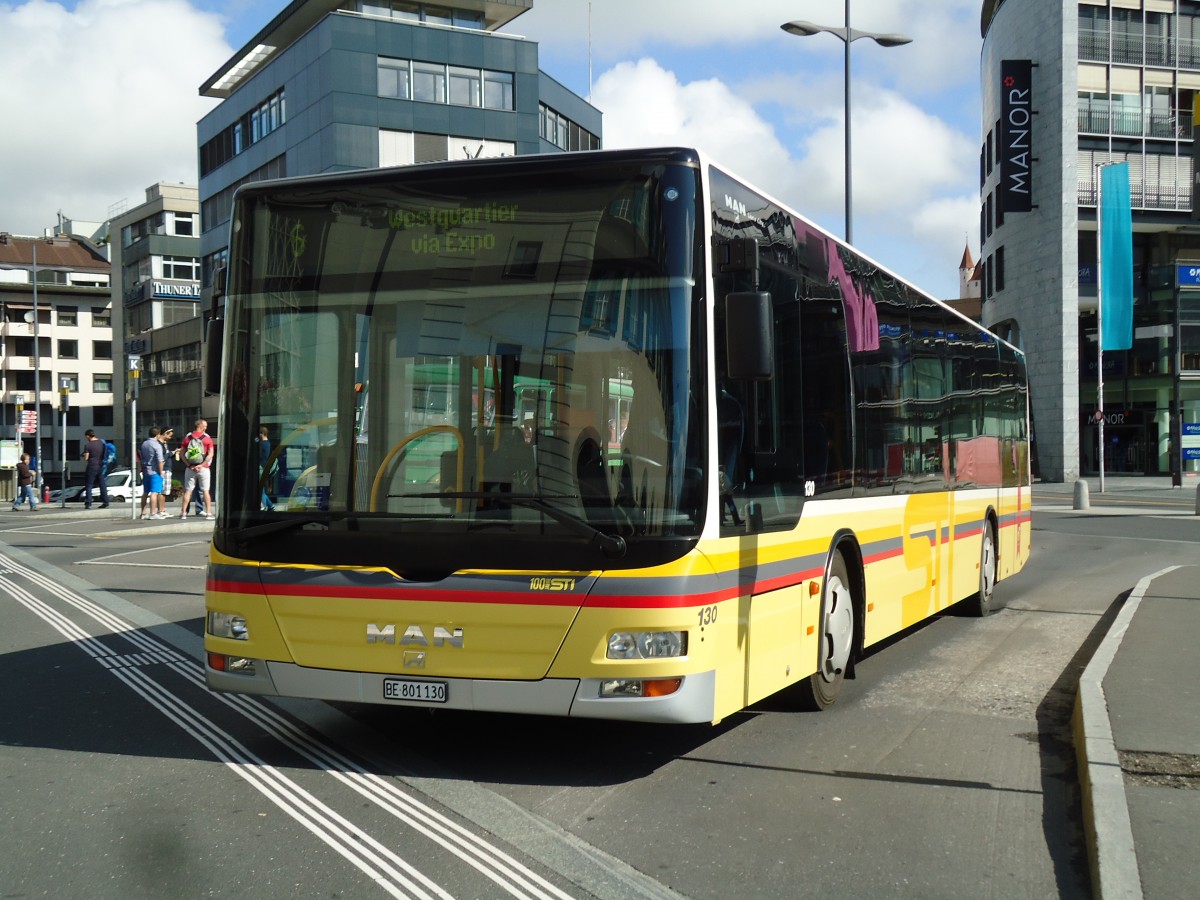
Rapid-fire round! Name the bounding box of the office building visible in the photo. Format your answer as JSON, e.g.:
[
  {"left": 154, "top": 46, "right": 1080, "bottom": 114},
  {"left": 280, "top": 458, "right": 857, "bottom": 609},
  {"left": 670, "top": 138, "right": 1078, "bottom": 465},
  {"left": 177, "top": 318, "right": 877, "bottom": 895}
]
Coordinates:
[
  {"left": 194, "top": 0, "right": 601, "bottom": 424},
  {"left": 109, "top": 183, "right": 203, "bottom": 445},
  {"left": 981, "top": 0, "right": 1200, "bottom": 481}
]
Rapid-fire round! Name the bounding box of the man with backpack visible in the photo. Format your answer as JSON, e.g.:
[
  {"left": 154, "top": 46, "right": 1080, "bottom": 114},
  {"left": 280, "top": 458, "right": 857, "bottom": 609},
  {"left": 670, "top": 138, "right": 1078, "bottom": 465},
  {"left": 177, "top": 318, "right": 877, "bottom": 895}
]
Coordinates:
[{"left": 178, "top": 418, "right": 215, "bottom": 520}]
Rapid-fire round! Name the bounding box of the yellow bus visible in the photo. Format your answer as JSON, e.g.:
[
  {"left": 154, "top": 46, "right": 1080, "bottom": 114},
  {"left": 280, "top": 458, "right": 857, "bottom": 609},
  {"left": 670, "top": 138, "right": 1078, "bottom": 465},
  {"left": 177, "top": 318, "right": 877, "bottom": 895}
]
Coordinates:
[{"left": 205, "top": 148, "right": 1030, "bottom": 723}]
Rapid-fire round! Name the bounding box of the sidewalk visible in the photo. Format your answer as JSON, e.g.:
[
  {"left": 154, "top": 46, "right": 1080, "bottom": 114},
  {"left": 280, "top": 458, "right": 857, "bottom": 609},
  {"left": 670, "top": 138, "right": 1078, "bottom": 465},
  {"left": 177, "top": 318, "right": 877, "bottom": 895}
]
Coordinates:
[
  {"left": 1034, "top": 474, "right": 1200, "bottom": 517},
  {"left": 1031, "top": 477, "right": 1200, "bottom": 897},
  {"left": 0, "top": 501, "right": 216, "bottom": 534},
  {"left": 1072, "top": 553, "right": 1200, "bottom": 898}
]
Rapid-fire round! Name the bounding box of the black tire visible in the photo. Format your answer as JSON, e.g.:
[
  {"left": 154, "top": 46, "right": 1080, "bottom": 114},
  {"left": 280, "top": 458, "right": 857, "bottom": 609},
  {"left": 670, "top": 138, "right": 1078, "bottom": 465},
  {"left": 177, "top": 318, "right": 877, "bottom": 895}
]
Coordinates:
[
  {"left": 795, "top": 552, "right": 856, "bottom": 711},
  {"left": 964, "top": 521, "right": 997, "bottom": 617}
]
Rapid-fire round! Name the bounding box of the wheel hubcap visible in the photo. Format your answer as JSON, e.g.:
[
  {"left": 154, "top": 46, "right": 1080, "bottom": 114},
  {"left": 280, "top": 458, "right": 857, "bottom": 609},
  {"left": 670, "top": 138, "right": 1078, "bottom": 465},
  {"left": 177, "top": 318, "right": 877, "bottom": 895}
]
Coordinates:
[
  {"left": 981, "top": 533, "right": 996, "bottom": 601},
  {"left": 820, "top": 574, "right": 853, "bottom": 682}
]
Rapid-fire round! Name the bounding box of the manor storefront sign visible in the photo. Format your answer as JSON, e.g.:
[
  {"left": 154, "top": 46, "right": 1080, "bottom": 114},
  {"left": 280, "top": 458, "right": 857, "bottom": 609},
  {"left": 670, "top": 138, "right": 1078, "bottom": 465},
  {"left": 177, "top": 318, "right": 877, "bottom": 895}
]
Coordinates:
[{"left": 1000, "top": 59, "right": 1033, "bottom": 213}]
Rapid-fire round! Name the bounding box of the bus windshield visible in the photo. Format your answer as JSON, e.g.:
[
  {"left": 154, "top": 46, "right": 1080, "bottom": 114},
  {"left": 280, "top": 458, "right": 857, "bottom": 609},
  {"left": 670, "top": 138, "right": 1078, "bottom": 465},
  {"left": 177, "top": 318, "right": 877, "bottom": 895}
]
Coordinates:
[{"left": 220, "top": 156, "right": 706, "bottom": 573}]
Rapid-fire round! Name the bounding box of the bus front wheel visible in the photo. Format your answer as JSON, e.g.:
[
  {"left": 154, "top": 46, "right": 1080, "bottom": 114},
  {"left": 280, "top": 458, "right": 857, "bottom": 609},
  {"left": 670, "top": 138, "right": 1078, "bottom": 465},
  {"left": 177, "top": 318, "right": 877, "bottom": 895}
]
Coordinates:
[{"left": 796, "top": 552, "right": 855, "bottom": 711}]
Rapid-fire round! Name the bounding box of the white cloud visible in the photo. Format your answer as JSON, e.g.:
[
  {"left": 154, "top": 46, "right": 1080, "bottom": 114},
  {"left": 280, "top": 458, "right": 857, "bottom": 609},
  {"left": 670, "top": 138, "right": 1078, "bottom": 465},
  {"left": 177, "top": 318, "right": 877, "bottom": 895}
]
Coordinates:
[
  {"left": 0, "top": 0, "right": 228, "bottom": 235},
  {"left": 591, "top": 57, "right": 977, "bottom": 297},
  {"left": 592, "top": 59, "right": 793, "bottom": 175}
]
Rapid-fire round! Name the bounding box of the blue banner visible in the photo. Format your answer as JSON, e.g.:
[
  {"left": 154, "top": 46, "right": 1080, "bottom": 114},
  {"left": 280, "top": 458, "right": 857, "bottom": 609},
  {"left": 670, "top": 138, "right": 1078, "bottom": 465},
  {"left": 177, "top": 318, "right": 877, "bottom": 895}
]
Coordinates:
[{"left": 1100, "top": 163, "right": 1133, "bottom": 351}]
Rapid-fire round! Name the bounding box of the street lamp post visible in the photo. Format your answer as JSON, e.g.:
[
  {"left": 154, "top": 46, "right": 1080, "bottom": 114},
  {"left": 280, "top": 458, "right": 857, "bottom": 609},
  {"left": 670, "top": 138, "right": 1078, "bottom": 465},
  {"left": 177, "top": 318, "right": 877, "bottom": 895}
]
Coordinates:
[
  {"left": 13, "top": 393, "right": 25, "bottom": 506},
  {"left": 59, "top": 377, "right": 71, "bottom": 507},
  {"left": 30, "top": 242, "right": 42, "bottom": 495},
  {"left": 782, "top": 1, "right": 911, "bottom": 245}
]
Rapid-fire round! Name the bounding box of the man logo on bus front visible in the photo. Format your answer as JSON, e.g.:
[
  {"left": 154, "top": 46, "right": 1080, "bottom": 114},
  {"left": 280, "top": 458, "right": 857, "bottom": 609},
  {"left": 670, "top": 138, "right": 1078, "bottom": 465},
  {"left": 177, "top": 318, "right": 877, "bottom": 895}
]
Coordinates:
[{"left": 366, "top": 623, "right": 464, "bottom": 648}]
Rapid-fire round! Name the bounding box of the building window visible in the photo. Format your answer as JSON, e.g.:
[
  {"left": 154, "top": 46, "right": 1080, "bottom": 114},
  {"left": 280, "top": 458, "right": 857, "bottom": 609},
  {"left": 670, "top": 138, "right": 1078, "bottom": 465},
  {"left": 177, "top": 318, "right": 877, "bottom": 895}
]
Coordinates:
[
  {"left": 995, "top": 246, "right": 1005, "bottom": 292},
  {"left": 538, "top": 104, "right": 600, "bottom": 151},
  {"left": 379, "top": 130, "right": 514, "bottom": 166},
  {"left": 58, "top": 308, "right": 77, "bottom": 326},
  {"left": 378, "top": 57, "right": 411, "bottom": 99},
  {"left": 484, "top": 71, "right": 513, "bottom": 110},
  {"left": 35, "top": 269, "right": 68, "bottom": 285},
  {"left": 62, "top": 373, "right": 80, "bottom": 391},
  {"left": 199, "top": 87, "right": 286, "bottom": 176},
  {"left": 93, "top": 341, "right": 112, "bottom": 360},
  {"left": 361, "top": 2, "right": 483, "bottom": 27},
  {"left": 413, "top": 61, "right": 446, "bottom": 102},
  {"left": 448, "top": 65, "right": 481, "bottom": 106},
  {"left": 171, "top": 214, "right": 196, "bottom": 237},
  {"left": 161, "top": 300, "right": 200, "bottom": 327},
  {"left": 383, "top": 58, "right": 513, "bottom": 110},
  {"left": 58, "top": 339, "right": 78, "bottom": 359},
  {"left": 93, "top": 375, "right": 112, "bottom": 393},
  {"left": 93, "top": 406, "right": 114, "bottom": 427},
  {"left": 122, "top": 213, "right": 164, "bottom": 247},
  {"left": 162, "top": 256, "right": 200, "bottom": 280}
]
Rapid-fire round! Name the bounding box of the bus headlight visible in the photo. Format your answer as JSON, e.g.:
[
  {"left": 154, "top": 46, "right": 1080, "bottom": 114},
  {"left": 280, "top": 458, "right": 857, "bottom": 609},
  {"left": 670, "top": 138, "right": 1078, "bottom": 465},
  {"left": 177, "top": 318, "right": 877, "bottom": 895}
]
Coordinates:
[
  {"left": 607, "top": 630, "right": 686, "bottom": 659},
  {"left": 208, "top": 612, "right": 249, "bottom": 640}
]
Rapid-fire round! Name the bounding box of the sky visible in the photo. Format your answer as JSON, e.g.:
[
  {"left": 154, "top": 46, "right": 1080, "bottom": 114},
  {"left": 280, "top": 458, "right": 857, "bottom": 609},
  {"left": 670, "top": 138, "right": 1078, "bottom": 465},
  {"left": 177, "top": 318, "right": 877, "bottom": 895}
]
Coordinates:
[{"left": 0, "top": 0, "right": 985, "bottom": 299}]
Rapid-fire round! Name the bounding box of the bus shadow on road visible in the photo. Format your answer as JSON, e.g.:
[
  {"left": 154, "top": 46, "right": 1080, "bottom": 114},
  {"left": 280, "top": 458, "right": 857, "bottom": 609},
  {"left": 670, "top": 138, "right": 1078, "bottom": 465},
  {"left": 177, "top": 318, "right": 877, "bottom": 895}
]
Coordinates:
[
  {"left": 0, "top": 633, "right": 214, "bottom": 763},
  {"left": 342, "top": 703, "right": 747, "bottom": 787}
]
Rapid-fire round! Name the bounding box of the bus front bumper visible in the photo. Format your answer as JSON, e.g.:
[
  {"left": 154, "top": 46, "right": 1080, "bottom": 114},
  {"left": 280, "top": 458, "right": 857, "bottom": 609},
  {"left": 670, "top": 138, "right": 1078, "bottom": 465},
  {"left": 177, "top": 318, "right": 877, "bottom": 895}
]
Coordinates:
[{"left": 206, "top": 659, "right": 718, "bottom": 725}]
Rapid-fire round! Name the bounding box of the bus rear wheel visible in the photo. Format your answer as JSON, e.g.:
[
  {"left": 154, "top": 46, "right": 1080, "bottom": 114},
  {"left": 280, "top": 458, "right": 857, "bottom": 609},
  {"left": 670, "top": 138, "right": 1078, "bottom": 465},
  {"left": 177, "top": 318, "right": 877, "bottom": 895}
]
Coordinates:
[
  {"left": 796, "top": 552, "right": 855, "bottom": 711},
  {"left": 964, "top": 521, "right": 997, "bottom": 617}
]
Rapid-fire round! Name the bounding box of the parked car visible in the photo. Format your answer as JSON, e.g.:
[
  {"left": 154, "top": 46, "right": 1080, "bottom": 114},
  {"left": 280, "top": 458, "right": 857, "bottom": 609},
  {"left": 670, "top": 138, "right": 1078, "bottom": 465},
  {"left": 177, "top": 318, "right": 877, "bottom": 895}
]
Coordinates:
[{"left": 52, "top": 469, "right": 143, "bottom": 503}]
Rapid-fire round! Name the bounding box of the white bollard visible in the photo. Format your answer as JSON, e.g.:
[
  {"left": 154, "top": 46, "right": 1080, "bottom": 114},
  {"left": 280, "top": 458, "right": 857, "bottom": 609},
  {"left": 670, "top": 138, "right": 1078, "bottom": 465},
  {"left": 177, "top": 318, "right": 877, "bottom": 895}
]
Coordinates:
[{"left": 1073, "top": 479, "right": 1091, "bottom": 510}]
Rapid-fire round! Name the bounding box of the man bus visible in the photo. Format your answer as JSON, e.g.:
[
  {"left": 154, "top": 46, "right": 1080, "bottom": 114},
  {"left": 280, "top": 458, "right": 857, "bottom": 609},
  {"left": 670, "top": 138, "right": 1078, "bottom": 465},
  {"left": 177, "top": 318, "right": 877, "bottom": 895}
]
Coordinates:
[{"left": 204, "top": 147, "right": 1030, "bottom": 724}]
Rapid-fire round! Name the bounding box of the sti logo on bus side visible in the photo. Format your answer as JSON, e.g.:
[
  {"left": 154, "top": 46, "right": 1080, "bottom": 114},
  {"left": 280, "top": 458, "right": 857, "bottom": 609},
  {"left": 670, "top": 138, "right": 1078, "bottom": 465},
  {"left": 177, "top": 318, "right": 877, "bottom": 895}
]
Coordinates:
[
  {"left": 366, "top": 624, "right": 464, "bottom": 648},
  {"left": 530, "top": 577, "right": 576, "bottom": 591}
]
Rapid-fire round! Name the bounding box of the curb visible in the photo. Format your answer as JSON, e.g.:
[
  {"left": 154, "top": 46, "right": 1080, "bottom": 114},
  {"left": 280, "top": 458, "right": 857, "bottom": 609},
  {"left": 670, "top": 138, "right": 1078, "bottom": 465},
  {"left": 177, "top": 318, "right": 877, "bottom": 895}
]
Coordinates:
[{"left": 1074, "top": 565, "right": 1180, "bottom": 900}]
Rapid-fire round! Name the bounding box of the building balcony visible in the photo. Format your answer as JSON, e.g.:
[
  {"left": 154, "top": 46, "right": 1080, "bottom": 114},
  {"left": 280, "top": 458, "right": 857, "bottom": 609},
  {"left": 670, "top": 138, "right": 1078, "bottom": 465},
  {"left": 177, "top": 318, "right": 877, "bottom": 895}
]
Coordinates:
[
  {"left": 0, "top": 321, "right": 37, "bottom": 338},
  {"left": 1078, "top": 108, "right": 1192, "bottom": 139},
  {"left": 1077, "top": 180, "right": 1192, "bottom": 212},
  {"left": 1079, "top": 28, "right": 1195, "bottom": 68},
  {"left": 1, "top": 356, "right": 40, "bottom": 371}
]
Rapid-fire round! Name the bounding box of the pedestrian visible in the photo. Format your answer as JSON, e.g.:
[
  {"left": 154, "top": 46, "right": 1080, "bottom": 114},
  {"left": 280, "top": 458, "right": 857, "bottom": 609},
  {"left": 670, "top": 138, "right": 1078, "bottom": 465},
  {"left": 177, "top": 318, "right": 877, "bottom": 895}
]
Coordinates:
[
  {"left": 179, "top": 418, "right": 215, "bottom": 520},
  {"left": 81, "top": 428, "right": 110, "bottom": 509},
  {"left": 257, "top": 424, "right": 276, "bottom": 511},
  {"left": 139, "top": 426, "right": 166, "bottom": 520},
  {"left": 11, "top": 453, "right": 38, "bottom": 511},
  {"left": 159, "top": 426, "right": 175, "bottom": 504}
]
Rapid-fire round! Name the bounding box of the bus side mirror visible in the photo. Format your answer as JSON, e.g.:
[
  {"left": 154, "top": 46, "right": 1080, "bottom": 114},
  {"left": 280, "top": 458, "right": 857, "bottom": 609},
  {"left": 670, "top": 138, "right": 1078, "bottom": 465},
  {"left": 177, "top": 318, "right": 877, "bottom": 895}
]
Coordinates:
[
  {"left": 203, "top": 316, "right": 224, "bottom": 396},
  {"left": 725, "top": 291, "right": 774, "bottom": 380}
]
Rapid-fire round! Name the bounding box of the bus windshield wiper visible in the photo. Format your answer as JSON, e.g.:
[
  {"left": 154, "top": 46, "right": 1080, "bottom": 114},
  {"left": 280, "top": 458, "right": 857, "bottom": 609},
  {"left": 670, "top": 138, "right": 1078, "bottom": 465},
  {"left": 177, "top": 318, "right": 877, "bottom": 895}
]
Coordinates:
[
  {"left": 410, "top": 491, "right": 628, "bottom": 558},
  {"left": 234, "top": 514, "right": 345, "bottom": 540}
]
